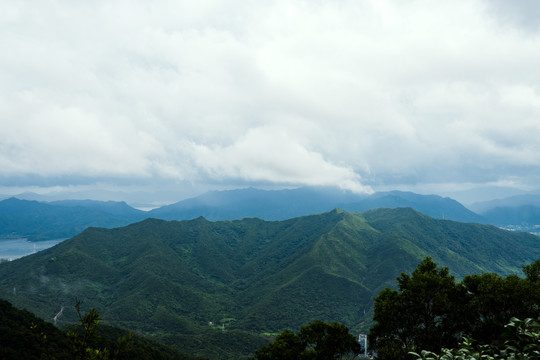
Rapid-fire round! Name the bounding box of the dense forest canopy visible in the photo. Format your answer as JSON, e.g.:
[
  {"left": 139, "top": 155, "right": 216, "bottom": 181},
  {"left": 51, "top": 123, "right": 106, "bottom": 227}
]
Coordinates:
[{"left": 369, "top": 258, "right": 540, "bottom": 360}]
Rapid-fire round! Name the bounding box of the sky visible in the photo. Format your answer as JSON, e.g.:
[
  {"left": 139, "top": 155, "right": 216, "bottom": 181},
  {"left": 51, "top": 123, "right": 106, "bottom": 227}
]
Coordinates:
[{"left": 1, "top": 0, "right": 540, "bottom": 206}]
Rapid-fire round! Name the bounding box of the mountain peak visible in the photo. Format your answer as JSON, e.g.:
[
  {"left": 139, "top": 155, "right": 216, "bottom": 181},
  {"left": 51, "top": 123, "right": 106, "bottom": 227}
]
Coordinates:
[{"left": 0, "top": 208, "right": 537, "bottom": 358}]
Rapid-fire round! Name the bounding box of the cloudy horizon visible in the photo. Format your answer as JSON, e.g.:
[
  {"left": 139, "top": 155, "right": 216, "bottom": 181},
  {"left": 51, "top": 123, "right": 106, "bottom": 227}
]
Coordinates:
[{"left": 2, "top": 0, "right": 540, "bottom": 206}]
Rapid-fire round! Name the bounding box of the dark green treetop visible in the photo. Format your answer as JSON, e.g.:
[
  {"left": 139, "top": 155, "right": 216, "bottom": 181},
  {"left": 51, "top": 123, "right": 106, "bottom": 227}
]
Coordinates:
[
  {"left": 252, "top": 320, "right": 361, "bottom": 360},
  {"left": 369, "top": 257, "right": 465, "bottom": 359},
  {"left": 411, "top": 317, "right": 540, "bottom": 360},
  {"left": 369, "top": 257, "right": 540, "bottom": 360}
]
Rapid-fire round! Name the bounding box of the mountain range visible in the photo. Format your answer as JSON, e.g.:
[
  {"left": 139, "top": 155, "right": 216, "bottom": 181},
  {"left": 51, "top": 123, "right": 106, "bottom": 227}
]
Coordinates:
[
  {"left": 0, "top": 197, "right": 142, "bottom": 240},
  {"left": 469, "top": 194, "right": 540, "bottom": 230},
  {"left": 147, "top": 187, "right": 485, "bottom": 223},
  {"left": 0, "top": 187, "right": 494, "bottom": 241},
  {"left": 0, "top": 207, "right": 538, "bottom": 358}
]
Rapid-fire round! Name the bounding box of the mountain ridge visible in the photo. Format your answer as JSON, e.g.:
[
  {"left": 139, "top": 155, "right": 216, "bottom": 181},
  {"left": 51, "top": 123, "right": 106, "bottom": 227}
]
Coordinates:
[
  {"left": 0, "top": 207, "right": 537, "bottom": 358},
  {"left": 1, "top": 187, "right": 489, "bottom": 241}
]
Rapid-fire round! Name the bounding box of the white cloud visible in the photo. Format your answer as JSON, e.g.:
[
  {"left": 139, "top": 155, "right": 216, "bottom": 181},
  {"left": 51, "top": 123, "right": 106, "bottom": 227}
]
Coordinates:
[
  {"left": 1, "top": 0, "right": 540, "bottom": 200},
  {"left": 191, "top": 126, "right": 372, "bottom": 193}
]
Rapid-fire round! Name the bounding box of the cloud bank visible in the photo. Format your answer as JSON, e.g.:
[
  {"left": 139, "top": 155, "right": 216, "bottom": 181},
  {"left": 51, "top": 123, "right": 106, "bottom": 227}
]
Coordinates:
[{"left": 1, "top": 0, "right": 540, "bottom": 200}]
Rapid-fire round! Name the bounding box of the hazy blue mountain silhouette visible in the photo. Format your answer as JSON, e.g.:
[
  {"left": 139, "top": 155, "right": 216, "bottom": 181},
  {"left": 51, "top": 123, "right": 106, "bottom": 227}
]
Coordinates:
[{"left": 148, "top": 187, "right": 485, "bottom": 223}]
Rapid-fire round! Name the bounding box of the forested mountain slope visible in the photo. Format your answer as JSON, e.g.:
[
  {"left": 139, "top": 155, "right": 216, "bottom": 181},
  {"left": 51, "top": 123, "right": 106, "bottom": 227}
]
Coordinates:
[{"left": 0, "top": 208, "right": 537, "bottom": 358}]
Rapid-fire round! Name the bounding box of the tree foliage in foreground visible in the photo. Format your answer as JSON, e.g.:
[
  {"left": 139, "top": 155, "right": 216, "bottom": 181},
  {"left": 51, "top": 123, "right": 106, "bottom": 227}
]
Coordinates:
[
  {"left": 0, "top": 298, "right": 73, "bottom": 359},
  {"left": 67, "top": 299, "right": 131, "bottom": 360},
  {"left": 252, "top": 320, "right": 361, "bottom": 360},
  {"left": 411, "top": 317, "right": 540, "bottom": 360},
  {"left": 0, "top": 297, "right": 198, "bottom": 360},
  {"left": 369, "top": 258, "right": 540, "bottom": 360}
]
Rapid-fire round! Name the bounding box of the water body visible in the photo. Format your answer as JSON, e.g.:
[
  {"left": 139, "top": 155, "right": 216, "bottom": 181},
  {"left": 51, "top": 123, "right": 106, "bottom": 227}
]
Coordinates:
[{"left": 0, "top": 238, "right": 64, "bottom": 261}]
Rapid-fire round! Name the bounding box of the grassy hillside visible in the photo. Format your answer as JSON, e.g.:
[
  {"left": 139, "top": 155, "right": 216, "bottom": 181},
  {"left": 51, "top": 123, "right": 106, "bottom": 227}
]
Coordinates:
[{"left": 0, "top": 208, "right": 537, "bottom": 358}]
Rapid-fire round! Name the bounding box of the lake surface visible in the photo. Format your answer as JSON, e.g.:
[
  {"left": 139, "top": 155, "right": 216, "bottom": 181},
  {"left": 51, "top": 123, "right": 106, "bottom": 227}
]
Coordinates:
[{"left": 0, "top": 238, "right": 64, "bottom": 261}]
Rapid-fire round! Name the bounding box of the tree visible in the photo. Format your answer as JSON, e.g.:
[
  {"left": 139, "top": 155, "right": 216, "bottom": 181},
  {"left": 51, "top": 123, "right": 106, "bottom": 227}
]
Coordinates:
[
  {"left": 67, "top": 300, "right": 131, "bottom": 360},
  {"left": 411, "top": 317, "right": 540, "bottom": 360},
  {"left": 460, "top": 272, "right": 540, "bottom": 345},
  {"left": 253, "top": 330, "right": 306, "bottom": 360},
  {"left": 369, "top": 258, "right": 540, "bottom": 359},
  {"left": 253, "top": 320, "right": 361, "bottom": 360},
  {"left": 523, "top": 259, "right": 540, "bottom": 284},
  {"left": 369, "top": 257, "right": 464, "bottom": 360}
]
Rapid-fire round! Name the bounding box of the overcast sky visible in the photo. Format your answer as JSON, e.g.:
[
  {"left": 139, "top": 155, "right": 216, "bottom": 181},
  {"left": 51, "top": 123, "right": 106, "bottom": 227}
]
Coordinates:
[{"left": 1, "top": 0, "right": 540, "bottom": 206}]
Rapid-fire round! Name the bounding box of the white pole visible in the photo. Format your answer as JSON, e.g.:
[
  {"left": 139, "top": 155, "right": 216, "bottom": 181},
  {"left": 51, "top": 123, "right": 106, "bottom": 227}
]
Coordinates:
[
  {"left": 358, "top": 334, "right": 368, "bottom": 357},
  {"left": 365, "top": 336, "right": 368, "bottom": 358}
]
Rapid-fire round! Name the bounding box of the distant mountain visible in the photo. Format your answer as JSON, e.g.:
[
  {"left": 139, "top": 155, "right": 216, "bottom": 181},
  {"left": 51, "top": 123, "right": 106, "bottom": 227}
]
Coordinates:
[
  {"left": 48, "top": 199, "right": 145, "bottom": 221},
  {"left": 149, "top": 187, "right": 484, "bottom": 223},
  {"left": 481, "top": 205, "right": 540, "bottom": 226},
  {"left": 147, "top": 187, "right": 362, "bottom": 220},
  {"left": 469, "top": 194, "right": 540, "bottom": 213},
  {"left": 0, "top": 208, "right": 537, "bottom": 358},
  {"left": 342, "top": 190, "right": 485, "bottom": 223},
  {"left": 469, "top": 194, "right": 540, "bottom": 227},
  {"left": 0, "top": 198, "right": 144, "bottom": 240},
  {"left": 0, "top": 187, "right": 488, "bottom": 241}
]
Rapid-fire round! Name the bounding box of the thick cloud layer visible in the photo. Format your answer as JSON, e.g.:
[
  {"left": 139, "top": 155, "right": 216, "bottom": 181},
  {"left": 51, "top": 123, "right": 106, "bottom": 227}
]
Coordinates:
[{"left": 1, "top": 0, "right": 540, "bottom": 201}]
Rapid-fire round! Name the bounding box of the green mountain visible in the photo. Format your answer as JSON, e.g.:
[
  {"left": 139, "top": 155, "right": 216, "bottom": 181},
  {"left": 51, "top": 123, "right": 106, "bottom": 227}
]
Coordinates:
[{"left": 0, "top": 208, "right": 537, "bottom": 358}]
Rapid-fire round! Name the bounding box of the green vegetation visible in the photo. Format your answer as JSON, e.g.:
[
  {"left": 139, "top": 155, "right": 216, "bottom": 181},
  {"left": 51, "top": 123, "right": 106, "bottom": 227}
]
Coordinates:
[
  {"left": 0, "top": 298, "right": 198, "bottom": 359},
  {"left": 411, "top": 317, "right": 540, "bottom": 360},
  {"left": 0, "top": 208, "right": 538, "bottom": 358},
  {"left": 0, "top": 297, "right": 73, "bottom": 359},
  {"left": 369, "top": 258, "right": 540, "bottom": 360},
  {"left": 66, "top": 299, "right": 132, "bottom": 360},
  {"left": 252, "top": 320, "right": 361, "bottom": 360}
]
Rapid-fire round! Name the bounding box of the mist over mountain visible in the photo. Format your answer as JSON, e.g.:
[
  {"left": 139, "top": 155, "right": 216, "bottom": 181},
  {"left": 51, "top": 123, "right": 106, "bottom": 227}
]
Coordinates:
[
  {"left": 5, "top": 186, "right": 540, "bottom": 243},
  {"left": 469, "top": 194, "right": 540, "bottom": 230},
  {"left": 0, "top": 187, "right": 487, "bottom": 241},
  {"left": 481, "top": 205, "right": 540, "bottom": 227},
  {"left": 0, "top": 208, "right": 537, "bottom": 358},
  {"left": 147, "top": 187, "right": 364, "bottom": 221},
  {"left": 147, "top": 187, "right": 484, "bottom": 223},
  {"left": 469, "top": 194, "right": 540, "bottom": 213},
  {"left": 341, "top": 191, "right": 485, "bottom": 223}
]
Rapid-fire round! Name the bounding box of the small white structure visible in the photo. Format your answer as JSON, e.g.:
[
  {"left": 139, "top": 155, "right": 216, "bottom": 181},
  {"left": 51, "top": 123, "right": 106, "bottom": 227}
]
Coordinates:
[{"left": 358, "top": 334, "right": 368, "bottom": 358}]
